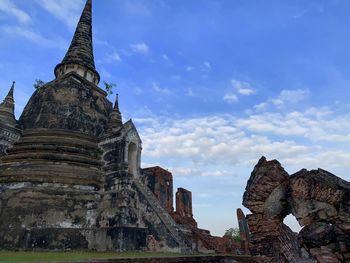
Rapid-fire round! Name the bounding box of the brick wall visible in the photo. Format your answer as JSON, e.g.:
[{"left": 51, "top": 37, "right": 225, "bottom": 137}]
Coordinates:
[
  {"left": 141, "top": 166, "right": 174, "bottom": 214},
  {"left": 172, "top": 188, "right": 197, "bottom": 228}
]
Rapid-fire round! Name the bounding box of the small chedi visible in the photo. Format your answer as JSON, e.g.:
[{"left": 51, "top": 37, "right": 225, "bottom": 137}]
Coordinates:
[
  {"left": 242, "top": 156, "right": 350, "bottom": 263},
  {"left": 0, "top": 0, "right": 235, "bottom": 253},
  {"left": 0, "top": 81, "right": 21, "bottom": 157}
]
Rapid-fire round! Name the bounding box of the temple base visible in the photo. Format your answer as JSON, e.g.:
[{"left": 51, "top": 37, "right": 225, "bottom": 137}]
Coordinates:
[{"left": 0, "top": 227, "right": 147, "bottom": 251}]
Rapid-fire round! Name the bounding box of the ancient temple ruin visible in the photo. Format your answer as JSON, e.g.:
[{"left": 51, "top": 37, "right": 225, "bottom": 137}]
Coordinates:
[
  {"left": 0, "top": 0, "right": 233, "bottom": 253},
  {"left": 242, "top": 157, "right": 350, "bottom": 263},
  {"left": 4, "top": 1, "right": 348, "bottom": 261}
]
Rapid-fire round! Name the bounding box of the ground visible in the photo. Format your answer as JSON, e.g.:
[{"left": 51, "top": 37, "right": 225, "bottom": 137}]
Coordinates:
[{"left": 0, "top": 251, "right": 184, "bottom": 262}]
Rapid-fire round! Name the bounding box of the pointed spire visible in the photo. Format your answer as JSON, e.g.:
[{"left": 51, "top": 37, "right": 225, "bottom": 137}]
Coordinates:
[
  {"left": 6, "top": 81, "right": 14, "bottom": 101},
  {"left": 114, "top": 94, "right": 121, "bottom": 113},
  {"left": 0, "top": 81, "right": 16, "bottom": 125},
  {"left": 106, "top": 94, "right": 123, "bottom": 132},
  {"left": 54, "top": 0, "right": 100, "bottom": 84},
  {"left": 0, "top": 81, "right": 15, "bottom": 111}
]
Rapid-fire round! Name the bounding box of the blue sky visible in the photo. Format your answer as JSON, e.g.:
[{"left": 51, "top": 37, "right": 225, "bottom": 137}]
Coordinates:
[{"left": 1, "top": 0, "right": 350, "bottom": 236}]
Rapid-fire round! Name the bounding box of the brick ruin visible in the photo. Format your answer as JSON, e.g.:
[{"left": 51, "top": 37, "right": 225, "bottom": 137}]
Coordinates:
[
  {"left": 242, "top": 156, "right": 350, "bottom": 263},
  {"left": 0, "top": 0, "right": 238, "bottom": 254},
  {"left": 174, "top": 188, "right": 197, "bottom": 227},
  {"left": 141, "top": 167, "right": 174, "bottom": 215},
  {"left": 236, "top": 208, "right": 250, "bottom": 255},
  {"left": 140, "top": 166, "right": 240, "bottom": 254}
]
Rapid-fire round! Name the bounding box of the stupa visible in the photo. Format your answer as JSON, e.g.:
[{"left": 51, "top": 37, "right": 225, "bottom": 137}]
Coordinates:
[{"left": 0, "top": 0, "right": 192, "bottom": 252}]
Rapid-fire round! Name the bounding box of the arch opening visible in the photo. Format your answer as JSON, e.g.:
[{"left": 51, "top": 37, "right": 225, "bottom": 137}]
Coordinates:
[
  {"left": 283, "top": 214, "right": 302, "bottom": 233},
  {"left": 127, "top": 142, "right": 138, "bottom": 176}
]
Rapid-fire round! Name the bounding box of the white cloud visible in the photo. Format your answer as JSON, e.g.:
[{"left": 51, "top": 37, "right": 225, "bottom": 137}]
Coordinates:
[
  {"left": 201, "top": 170, "right": 230, "bottom": 177},
  {"left": 1, "top": 25, "right": 66, "bottom": 49},
  {"left": 162, "top": 54, "right": 169, "bottom": 61},
  {"left": 94, "top": 39, "right": 111, "bottom": 47},
  {"left": 137, "top": 114, "right": 311, "bottom": 174},
  {"left": 100, "top": 67, "right": 112, "bottom": 79},
  {"left": 186, "top": 66, "right": 194, "bottom": 72},
  {"left": 99, "top": 51, "right": 121, "bottom": 64},
  {"left": 272, "top": 88, "right": 309, "bottom": 106},
  {"left": 223, "top": 93, "right": 238, "bottom": 103},
  {"left": 134, "top": 87, "right": 142, "bottom": 95},
  {"left": 130, "top": 42, "right": 149, "bottom": 54},
  {"left": 134, "top": 108, "right": 350, "bottom": 181},
  {"left": 254, "top": 102, "right": 268, "bottom": 111},
  {"left": 0, "top": 0, "right": 32, "bottom": 24},
  {"left": 186, "top": 88, "right": 195, "bottom": 97},
  {"left": 170, "top": 167, "right": 201, "bottom": 177},
  {"left": 236, "top": 108, "right": 350, "bottom": 145},
  {"left": 238, "top": 89, "right": 255, "bottom": 96},
  {"left": 202, "top": 61, "right": 212, "bottom": 71},
  {"left": 109, "top": 52, "right": 122, "bottom": 62},
  {"left": 36, "top": 0, "right": 84, "bottom": 28},
  {"left": 123, "top": 1, "right": 152, "bottom": 16},
  {"left": 151, "top": 82, "right": 170, "bottom": 94},
  {"left": 162, "top": 54, "right": 174, "bottom": 66},
  {"left": 223, "top": 79, "right": 255, "bottom": 104},
  {"left": 236, "top": 112, "right": 309, "bottom": 136},
  {"left": 231, "top": 79, "right": 255, "bottom": 96},
  {"left": 291, "top": 10, "right": 307, "bottom": 20},
  {"left": 253, "top": 88, "right": 310, "bottom": 112}
]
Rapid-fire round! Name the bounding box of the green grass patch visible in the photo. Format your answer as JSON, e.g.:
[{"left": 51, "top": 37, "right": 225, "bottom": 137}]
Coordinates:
[{"left": 0, "top": 251, "right": 184, "bottom": 263}]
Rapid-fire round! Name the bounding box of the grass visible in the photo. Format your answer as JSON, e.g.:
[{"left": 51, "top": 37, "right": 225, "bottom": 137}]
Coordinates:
[{"left": 0, "top": 251, "right": 185, "bottom": 263}]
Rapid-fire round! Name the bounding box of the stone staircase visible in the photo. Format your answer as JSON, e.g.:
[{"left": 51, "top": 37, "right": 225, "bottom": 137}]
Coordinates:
[{"left": 133, "top": 178, "right": 191, "bottom": 253}]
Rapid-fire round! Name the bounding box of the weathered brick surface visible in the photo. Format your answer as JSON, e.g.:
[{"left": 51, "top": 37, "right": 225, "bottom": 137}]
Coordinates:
[
  {"left": 243, "top": 156, "right": 289, "bottom": 215},
  {"left": 141, "top": 166, "right": 174, "bottom": 214},
  {"left": 279, "top": 224, "right": 305, "bottom": 262},
  {"left": 176, "top": 188, "right": 193, "bottom": 218},
  {"left": 236, "top": 209, "right": 250, "bottom": 255},
  {"left": 243, "top": 156, "right": 350, "bottom": 263},
  {"left": 172, "top": 188, "right": 197, "bottom": 228}
]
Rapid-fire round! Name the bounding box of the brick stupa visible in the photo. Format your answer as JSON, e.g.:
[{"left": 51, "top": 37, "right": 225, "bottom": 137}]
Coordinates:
[
  {"left": 0, "top": 0, "right": 193, "bottom": 251},
  {"left": 0, "top": 0, "right": 239, "bottom": 253}
]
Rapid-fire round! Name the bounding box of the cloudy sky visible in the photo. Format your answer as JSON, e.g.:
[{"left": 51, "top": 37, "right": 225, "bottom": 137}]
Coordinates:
[{"left": 1, "top": 0, "right": 350, "bottom": 236}]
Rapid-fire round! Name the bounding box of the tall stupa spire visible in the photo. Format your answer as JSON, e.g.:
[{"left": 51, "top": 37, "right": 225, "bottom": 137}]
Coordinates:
[
  {"left": 54, "top": 0, "right": 100, "bottom": 84},
  {"left": 0, "top": 81, "right": 16, "bottom": 125},
  {"left": 113, "top": 94, "right": 121, "bottom": 114}
]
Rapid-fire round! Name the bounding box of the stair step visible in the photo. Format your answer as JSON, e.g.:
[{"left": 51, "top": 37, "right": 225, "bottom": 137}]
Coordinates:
[{"left": 133, "top": 178, "right": 191, "bottom": 252}]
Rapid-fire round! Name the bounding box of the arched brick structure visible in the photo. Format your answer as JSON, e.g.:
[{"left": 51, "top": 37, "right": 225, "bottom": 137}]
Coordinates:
[{"left": 243, "top": 157, "right": 350, "bottom": 263}]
